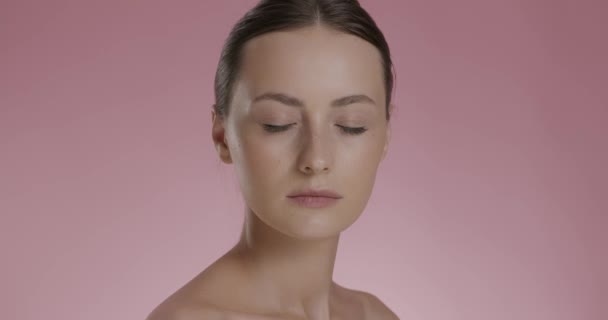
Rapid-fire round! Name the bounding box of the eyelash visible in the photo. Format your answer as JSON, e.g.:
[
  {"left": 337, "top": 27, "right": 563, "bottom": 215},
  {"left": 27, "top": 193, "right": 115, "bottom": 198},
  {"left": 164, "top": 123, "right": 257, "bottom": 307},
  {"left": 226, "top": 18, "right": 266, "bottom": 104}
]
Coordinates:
[
  {"left": 262, "top": 124, "right": 368, "bottom": 135},
  {"left": 337, "top": 125, "right": 368, "bottom": 135}
]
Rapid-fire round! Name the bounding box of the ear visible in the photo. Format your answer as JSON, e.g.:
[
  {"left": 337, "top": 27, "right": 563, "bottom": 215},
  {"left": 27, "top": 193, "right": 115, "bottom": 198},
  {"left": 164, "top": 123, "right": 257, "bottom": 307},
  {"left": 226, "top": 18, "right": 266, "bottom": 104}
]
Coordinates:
[
  {"left": 381, "top": 122, "right": 390, "bottom": 161},
  {"left": 211, "top": 109, "right": 233, "bottom": 164},
  {"left": 381, "top": 104, "right": 394, "bottom": 161}
]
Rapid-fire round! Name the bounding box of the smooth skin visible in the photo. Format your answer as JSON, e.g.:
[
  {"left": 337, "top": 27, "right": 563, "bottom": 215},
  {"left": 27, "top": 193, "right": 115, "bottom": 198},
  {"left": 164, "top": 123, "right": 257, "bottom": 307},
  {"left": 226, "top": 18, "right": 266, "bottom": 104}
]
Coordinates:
[{"left": 147, "top": 25, "right": 398, "bottom": 320}]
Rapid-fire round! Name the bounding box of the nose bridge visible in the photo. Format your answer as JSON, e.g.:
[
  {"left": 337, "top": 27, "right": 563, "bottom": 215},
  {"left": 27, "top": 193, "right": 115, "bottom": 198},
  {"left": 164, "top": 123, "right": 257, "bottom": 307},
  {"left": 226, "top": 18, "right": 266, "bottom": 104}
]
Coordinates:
[{"left": 298, "top": 121, "right": 333, "bottom": 174}]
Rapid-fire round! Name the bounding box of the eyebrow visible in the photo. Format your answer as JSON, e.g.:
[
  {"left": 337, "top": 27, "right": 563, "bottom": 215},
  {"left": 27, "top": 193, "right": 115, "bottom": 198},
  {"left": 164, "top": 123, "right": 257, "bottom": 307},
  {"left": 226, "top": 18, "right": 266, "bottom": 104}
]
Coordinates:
[{"left": 252, "top": 92, "right": 376, "bottom": 108}]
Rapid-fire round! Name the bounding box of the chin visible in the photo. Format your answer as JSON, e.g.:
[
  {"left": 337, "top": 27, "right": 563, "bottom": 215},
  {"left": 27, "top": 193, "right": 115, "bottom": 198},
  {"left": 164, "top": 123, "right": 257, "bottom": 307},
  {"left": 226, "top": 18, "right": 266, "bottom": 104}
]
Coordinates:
[
  {"left": 280, "top": 227, "right": 342, "bottom": 240},
  {"left": 272, "top": 207, "right": 361, "bottom": 240}
]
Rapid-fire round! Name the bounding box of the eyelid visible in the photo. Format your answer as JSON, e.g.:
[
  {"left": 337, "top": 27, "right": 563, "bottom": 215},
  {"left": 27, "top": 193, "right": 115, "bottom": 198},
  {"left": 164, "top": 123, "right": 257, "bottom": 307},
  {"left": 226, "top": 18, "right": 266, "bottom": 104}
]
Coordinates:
[
  {"left": 261, "top": 123, "right": 367, "bottom": 135},
  {"left": 336, "top": 124, "right": 368, "bottom": 135},
  {"left": 262, "top": 123, "right": 296, "bottom": 133}
]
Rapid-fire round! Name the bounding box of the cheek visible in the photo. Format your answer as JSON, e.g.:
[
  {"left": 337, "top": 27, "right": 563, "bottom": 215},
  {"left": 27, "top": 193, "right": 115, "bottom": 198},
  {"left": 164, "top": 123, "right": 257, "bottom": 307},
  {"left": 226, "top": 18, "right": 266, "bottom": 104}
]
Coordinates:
[
  {"left": 338, "top": 133, "right": 385, "bottom": 187},
  {"left": 341, "top": 131, "right": 385, "bottom": 165},
  {"left": 237, "top": 132, "right": 290, "bottom": 187}
]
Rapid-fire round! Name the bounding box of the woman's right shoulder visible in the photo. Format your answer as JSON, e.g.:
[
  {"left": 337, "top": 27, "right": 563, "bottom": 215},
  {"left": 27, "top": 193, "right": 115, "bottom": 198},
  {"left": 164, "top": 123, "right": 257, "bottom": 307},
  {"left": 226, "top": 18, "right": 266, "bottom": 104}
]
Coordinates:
[
  {"left": 145, "top": 300, "right": 227, "bottom": 320},
  {"left": 145, "top": 254, "right": 250, "bottom": 320}
]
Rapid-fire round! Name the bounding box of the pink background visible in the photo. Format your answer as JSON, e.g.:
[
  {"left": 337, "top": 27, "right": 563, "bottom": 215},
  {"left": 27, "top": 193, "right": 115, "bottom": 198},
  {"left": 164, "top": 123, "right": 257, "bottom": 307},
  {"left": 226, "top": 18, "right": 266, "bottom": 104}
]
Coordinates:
[{"left": 1, "top": 1, "right": 606, "bottom": 319}]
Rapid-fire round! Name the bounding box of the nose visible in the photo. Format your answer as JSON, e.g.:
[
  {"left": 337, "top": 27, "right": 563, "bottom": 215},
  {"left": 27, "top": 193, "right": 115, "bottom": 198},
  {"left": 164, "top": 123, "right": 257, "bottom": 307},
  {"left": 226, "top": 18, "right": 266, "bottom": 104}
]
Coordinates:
[{"left": 297, "top": 126, "right": 333, "bottom": 175}]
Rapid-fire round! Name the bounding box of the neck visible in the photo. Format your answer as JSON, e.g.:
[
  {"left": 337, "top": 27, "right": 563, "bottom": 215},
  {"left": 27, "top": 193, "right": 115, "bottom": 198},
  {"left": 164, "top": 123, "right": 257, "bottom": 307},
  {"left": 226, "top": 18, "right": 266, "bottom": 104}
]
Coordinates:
[{"left": 233, "top": 207, "right": 340, "bottom": 318}]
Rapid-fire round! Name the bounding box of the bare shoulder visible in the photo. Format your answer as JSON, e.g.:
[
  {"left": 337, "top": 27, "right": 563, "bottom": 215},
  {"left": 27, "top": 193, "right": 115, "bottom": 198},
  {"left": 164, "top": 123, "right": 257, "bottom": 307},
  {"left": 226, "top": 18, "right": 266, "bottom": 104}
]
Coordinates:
[
  {"left": 145, "top": 300, "right": 225, "bottom": 320},
  {"left": 144, "top": 272, "right": 230, "bottom": 320},
  {"left": 333, "top": 284, "right": 399, "bottom": 320},
  {"left": 145, "top": 251, "right": 248, "bottom": 320},
  {"left": 360, "top": 292, "right": 400, "bottom": 320}
]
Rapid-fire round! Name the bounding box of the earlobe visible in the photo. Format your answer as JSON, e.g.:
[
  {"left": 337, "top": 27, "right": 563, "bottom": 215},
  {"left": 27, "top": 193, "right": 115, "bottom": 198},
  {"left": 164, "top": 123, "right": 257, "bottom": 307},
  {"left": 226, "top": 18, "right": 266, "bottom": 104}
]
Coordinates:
[{"left": 211, "top": 109, "right": 233, "bottom": 164}]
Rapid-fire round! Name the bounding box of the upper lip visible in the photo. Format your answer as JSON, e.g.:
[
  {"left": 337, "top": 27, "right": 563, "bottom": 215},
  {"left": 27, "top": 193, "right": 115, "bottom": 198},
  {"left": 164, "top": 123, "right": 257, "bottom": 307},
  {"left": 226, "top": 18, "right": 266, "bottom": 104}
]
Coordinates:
[{"left": 287, "top": 189, "right": 343, "bottom": 199}]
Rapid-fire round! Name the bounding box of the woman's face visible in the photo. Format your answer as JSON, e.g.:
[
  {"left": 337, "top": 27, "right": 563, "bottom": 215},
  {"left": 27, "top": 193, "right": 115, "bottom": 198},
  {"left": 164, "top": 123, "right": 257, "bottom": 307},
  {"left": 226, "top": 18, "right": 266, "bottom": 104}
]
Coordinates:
[{"left": 213, "top": 25, "right": 390, "bottom": 239}]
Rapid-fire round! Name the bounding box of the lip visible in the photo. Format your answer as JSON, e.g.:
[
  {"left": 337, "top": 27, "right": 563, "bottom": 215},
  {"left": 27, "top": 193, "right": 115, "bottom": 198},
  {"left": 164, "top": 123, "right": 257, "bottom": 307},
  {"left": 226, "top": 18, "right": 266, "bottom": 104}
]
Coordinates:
[
  {"left": 287, "top": 189, "right": 343, "bottom": 199},
  {"left": 286, "top": 189, "right": 343, "bottom": 209}
]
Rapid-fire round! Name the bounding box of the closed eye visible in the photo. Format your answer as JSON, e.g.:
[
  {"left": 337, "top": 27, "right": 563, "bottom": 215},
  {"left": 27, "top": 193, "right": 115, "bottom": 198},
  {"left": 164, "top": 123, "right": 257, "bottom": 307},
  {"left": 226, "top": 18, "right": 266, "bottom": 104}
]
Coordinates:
[
  {"left": 336, "top": 125, "right": 367, "bottom": 135},
  {"left": 262, "top": 123, "right": 296, "bottom": 133},
  {"left": 262, "top": 123, "right": 367, "bottom": 135}
]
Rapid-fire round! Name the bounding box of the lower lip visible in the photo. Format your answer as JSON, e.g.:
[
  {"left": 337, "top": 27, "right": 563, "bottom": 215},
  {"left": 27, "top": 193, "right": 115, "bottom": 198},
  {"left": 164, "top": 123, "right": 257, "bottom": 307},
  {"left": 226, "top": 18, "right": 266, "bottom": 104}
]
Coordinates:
[{"left": 287, "top": 196, "right": 340, "bottom": 208}]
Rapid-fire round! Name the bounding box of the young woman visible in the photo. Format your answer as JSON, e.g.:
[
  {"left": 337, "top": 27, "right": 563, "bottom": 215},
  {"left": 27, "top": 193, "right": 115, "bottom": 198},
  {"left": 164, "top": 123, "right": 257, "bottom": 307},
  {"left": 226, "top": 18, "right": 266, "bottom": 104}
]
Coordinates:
[{"left": 148, "top": 0, "right": 398, "bottom": 319}]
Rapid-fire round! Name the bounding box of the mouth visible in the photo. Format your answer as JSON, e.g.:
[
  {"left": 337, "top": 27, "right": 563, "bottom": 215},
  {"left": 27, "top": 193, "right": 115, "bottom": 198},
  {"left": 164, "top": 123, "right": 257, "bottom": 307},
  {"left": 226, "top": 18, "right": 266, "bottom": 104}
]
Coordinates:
[
  {"left": 287, "top": 196, "right": 341, "bottom": 208},
  {"left": 286, "top": 189, "right": 343, "bottom": 208}
]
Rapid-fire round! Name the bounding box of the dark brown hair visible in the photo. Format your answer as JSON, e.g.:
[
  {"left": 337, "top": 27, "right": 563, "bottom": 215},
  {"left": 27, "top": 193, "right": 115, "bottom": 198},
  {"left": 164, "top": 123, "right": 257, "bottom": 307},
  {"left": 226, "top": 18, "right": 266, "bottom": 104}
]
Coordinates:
[{"left": 213, "top": 0, "right": 395, "bottom": 120}]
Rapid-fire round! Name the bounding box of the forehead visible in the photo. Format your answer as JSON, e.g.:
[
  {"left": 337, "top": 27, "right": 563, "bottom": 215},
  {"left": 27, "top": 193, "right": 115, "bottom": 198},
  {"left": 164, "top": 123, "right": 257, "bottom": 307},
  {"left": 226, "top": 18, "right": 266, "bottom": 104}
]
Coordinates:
[{"left": 237, "top": 25, "right": 385, "bottom": 105}]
